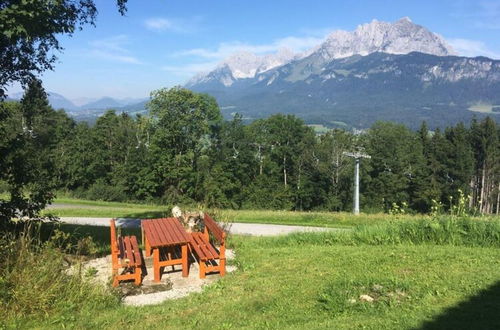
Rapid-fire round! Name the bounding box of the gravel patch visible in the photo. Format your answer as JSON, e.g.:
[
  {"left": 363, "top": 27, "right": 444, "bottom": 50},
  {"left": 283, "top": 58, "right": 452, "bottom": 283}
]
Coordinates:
[{"left": 74, "top": 249, "right": 236, "bottom": 307}]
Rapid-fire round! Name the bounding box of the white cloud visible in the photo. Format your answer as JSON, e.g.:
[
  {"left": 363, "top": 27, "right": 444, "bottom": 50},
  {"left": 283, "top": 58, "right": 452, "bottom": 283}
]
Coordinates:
[
  {"left": 144, "top": 17, "right": 199, "bottom": 33},
  {"left": 448, "top": 38, "right": 500, "bottom": 59},
  {"left": 87, "top": 35, "right": 143, "bottom": 64},
  {"left": 161, "top": 61, "right": 220, "bottom": 75},
  {"left": 174, "top": 34, "right": 326, "bottom": 60},
  {"left": 145, "top": 18, "right": 173, "bottom": 31}
]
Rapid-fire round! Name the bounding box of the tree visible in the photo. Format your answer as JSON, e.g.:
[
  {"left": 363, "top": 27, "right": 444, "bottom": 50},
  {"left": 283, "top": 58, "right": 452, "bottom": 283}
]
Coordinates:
[
  {"left": 0, "top": 0, "right": 127, "bottom": 97},
  {"left": 365, "top": 122, "right": 428, "bottom": 212},
  {"left": 315, "top": 129, "right": 356, "bottom": 211},
  {"left": 147, "top": 87, "right": 222, "bottom": 203},
  {"left": 0, "top": 79, "right": 61, "bottom": 225}
]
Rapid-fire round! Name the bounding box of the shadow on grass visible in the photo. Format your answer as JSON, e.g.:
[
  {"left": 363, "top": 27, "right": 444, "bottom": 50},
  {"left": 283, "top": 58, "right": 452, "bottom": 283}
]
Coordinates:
[
  {"left": 39, "top": 222, "right": 141, "bottom": 256},
  {"left": 418, "top": 280, "right": 500, "bottom": 330},
  {"left": 121, "top": 211, "right": 169, "bottom": 219}
]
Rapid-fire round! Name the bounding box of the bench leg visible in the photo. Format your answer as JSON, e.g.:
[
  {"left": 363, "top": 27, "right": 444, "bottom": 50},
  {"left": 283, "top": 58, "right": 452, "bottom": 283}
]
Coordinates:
[
  {"left": 153, "top": 248, "right": 161, "bottom": 282},
  {"left": 220, "top": 258, "right": 226, "bottom": 277},
  {"left": 199, "top": 260, "right": 206, "bottom": 279},
  {"left": 112, "top": 274, "right": 119, "bottom": 287},
  {"left": 134, "top": 266, "right": 142, "bottom": 286}
]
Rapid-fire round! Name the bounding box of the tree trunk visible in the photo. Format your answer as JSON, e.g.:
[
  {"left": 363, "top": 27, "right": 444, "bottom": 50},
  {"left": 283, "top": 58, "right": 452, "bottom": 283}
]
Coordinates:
[
  {"left": 496, "top": 182, "right": 499, "bottom": 215},
  {"left": 469, "top": 177, "right": 475, "bottom": 209},
  {"left": 480, "top": 164, "right": 486, "bottom": 213}
]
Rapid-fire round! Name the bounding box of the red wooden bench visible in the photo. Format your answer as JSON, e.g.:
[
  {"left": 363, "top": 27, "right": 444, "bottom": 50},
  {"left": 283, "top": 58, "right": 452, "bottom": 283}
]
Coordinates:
[
  {"left": 110, "top": 219, "right": 142, "bottom": 287},
  {"left": 188, "top": 214, "right": 226, "bottom": 278}
]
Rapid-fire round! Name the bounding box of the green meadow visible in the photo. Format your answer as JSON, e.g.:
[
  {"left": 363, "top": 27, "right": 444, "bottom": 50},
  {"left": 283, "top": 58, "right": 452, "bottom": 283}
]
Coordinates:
[{"left": 2, "top": 216, "right": 499, "bottom": 329}]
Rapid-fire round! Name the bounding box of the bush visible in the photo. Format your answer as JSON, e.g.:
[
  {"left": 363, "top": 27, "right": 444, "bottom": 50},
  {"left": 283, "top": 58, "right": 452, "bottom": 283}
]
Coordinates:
[
  {"left": 0, "top": 226, "right": 119, "bottom": 321},
  {"left": 84, "top": 179, "right": 128, "bottom": 202},
  {"left": 250, "top": 216, "right": 500, "bottom": 248},
  {"left": 0, "top": 180, "right": 9, "bottom": 193}
]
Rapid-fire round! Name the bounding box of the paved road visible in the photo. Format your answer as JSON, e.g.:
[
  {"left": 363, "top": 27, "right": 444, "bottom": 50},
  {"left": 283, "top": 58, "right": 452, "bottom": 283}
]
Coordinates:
[{"left": 59, "top": 217, "right": 345, "bottom": 236}]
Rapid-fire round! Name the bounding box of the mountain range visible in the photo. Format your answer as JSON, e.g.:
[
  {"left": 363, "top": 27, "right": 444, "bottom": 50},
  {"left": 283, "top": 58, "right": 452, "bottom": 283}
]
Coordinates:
[
  {"left": 7, "top": 92, "right": 147, "bottom": 112},
  {"left": 187, "top": 17, "right": 500, "bottom": 129},
  {"left": 6, "top": 17, "right": 499, "bottom": 129}
]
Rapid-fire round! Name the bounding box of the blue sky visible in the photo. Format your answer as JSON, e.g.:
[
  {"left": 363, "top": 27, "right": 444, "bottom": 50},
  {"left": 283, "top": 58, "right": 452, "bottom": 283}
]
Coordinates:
[{"left": 9, "top": 0, "right": 500, "bottom": 100}]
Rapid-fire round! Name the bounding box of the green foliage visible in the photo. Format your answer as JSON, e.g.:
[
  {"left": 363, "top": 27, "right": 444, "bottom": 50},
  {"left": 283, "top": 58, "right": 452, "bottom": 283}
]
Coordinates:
[
  {"left": 250, "top": 216, "right": 500, "bottom": 248},
  {"left": 0, "top": 0, "right": 127, "bottom": 96},
  {"left": 0, "top": 227, "right": 118, "bottom": 321},
  {"left": 2, "top": 80, "right": 499, "bottom": 215},
  {"left": 0, "top": 79, "right": 66, "bottom": 225}
]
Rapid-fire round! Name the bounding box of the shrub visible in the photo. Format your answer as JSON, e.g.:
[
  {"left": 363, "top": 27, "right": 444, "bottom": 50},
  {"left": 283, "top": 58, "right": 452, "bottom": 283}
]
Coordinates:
[
  {"left": 84, "top": 179, "right": 128, "bottom": 202},
  {"left": 251, "top": 216, "right": 500, "bottom": 248},
  {"left": 0, "top": 226, "right": 119, "bottom": 321}
]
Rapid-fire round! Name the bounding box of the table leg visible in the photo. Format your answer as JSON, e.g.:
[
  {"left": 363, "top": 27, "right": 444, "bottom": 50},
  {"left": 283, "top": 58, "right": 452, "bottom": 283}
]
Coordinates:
[
  {"left": 182, "top": 244, "right": 188, "bottom": 277},
  {"left": 153, "top": 248, "right": 161, "bottom": 282},
  {"left": 145, "top": 236, "right": 151, "bottom": 257},
  {"left": 141, "top": 225, "right": 144, "bottom": 247}
]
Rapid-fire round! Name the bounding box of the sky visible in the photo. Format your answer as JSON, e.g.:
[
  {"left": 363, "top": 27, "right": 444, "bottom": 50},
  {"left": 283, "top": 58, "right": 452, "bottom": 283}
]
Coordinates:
[{"left": 8, "top": 0, "right": 500, "bottom": 101}]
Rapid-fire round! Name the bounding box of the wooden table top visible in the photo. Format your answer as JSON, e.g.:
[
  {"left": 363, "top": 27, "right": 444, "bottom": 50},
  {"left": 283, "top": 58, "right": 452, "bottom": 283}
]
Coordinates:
[{"left": 142, "top": 218, "right": 189, "bottom": 248}]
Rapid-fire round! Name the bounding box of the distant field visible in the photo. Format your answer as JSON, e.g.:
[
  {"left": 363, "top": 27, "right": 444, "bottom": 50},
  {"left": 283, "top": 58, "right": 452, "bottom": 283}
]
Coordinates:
[
  {"left": 468, "top": 103, "right": 500, "bottom": 114},
  {"left": 307, "top": 124, "right": 330, "bottom": 134},
  {"left": 41, "top": 198, "right": 430, "bottom": 228}
]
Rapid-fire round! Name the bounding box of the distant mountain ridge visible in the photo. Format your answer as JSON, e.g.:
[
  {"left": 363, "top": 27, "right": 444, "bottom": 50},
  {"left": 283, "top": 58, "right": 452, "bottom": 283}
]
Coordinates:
[
  {"left": 187, "top": 17, "right": 456, "bottom": 89},
  {"left": 7, "top": 92, "right": 148, "bottom": 113},
  {"left": 186, "top": 17, "right": 499, "bottom": 129}
]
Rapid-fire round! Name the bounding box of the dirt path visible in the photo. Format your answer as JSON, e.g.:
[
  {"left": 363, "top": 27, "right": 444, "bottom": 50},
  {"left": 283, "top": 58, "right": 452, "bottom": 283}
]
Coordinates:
[{"left": 59, "top": 217, "right": 346, "bottom": 236}]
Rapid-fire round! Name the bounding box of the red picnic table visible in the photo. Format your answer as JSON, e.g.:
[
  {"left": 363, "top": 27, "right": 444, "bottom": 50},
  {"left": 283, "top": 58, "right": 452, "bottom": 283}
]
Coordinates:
[{"left": 141, "top": 218, "right": 190, "bottom": 282}]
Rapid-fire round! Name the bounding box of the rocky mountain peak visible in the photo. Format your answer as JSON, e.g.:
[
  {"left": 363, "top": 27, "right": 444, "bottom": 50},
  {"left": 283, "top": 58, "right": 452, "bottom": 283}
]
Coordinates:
[
  {"left": 187, "top": 18, "right": 457, "bottom": 87},
  {"left": 317, "top": 17, "right": 455, "bottom": 60},
  {"left": 187, "top": 48, "right": 297, "bottom": 86}
]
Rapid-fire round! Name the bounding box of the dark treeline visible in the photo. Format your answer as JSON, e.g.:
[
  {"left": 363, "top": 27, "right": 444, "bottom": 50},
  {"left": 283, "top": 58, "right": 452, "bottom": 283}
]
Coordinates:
[{"left": 1, "top": 81, "right": 499, "bottom": 216}]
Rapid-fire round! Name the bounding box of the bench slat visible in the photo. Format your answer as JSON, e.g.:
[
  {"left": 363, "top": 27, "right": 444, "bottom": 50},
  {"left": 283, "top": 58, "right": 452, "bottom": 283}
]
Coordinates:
[
  {"left": 189, "top": 236, "right": 207, "bottom": 261},
  {"left": 193, "top": 234, "right": 215, "bottom": 259},
  {"left": 124, "top": 236, "right": 136, "bottom": 266},
  {"left": 130, "top": 236, "right": 142, "bottom": 266},
  {"left": 204, "top": 214, "right": 225, "bottom": 242},
  {"left": 196, "top": 233, "right": 219, "bottom": 259}
]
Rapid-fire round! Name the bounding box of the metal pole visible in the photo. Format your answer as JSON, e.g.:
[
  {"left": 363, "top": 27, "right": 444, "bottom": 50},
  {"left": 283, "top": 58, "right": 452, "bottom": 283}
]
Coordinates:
[
  {"left": 354, "top": 158, "right": 360, "bottom": 215},
  {"left": 343, "top": 151, "right": 370, "bottom": 215}
]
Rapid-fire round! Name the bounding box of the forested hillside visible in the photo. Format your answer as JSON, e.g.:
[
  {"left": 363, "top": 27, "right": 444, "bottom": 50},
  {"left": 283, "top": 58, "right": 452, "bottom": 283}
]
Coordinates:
[{"left": 1, "top": 83, "right": 499, "bottom": 215}]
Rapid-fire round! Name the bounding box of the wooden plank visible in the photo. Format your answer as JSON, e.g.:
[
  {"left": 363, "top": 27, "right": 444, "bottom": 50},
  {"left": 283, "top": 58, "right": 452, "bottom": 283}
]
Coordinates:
[
  {"left": 124, "top": 236, "right": 135, "bottom": 266},
  {"left": 195, "top": 235, "right": 216, "bottom": 259},
  {"left": 156, "top": 219, "right": 174, "bottom": 245},
  {"left": 145, "top": 220, "right": 161, "bottom": 247},
  {"left": 164, "top": 218, "right": 179, "bottom": 243},
  {"left": 149, "top": 220, "right": 163, "bottom": 246},
  {"left": 170, "top": 218, "right": 188, "bottom": 243},
  {"left": 195, "top": 233, "right": 219, "bottom": 259},
  {"left": 204, "top": 214, "right": 224, "bottom": 242},
  {"left": 141, "top": 221, "right": 154, "bottom": 246},
  {"left": 130, "top": 236, "right": 142, "bottom": 266},
  {"left": 188, "top": 236, "right": 208, "bottom": 261},
  {"left": 168, "top": 218, "right": 183, "bottom": 242},
  {"left": 118, "top": 236, "right": 125, "bottom": 259}
]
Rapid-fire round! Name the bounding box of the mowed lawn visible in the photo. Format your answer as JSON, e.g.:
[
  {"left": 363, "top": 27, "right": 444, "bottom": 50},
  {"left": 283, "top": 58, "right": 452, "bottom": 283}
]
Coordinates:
[
  {"left": 16, "top": 235, "right": 500, "bottom": 329},
  {"left": 43, "top": 197, "right": 421, "bottom": 228}
]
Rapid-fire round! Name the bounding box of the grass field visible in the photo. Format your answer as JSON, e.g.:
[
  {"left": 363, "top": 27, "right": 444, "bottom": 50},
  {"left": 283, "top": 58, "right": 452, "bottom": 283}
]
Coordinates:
[
  {"left": 42, "top": 197, "right": 433, "bottom": 228},
  {"left": 7, "top": 226, "right": 500, "bottom": 329}
]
